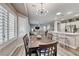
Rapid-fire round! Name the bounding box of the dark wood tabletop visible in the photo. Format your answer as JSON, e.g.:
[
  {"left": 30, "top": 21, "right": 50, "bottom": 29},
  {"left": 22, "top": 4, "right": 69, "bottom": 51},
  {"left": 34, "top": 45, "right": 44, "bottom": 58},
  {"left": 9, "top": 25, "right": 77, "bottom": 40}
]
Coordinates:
[{"left": 28, "top": 35, "right": 57, "bottom": 48}]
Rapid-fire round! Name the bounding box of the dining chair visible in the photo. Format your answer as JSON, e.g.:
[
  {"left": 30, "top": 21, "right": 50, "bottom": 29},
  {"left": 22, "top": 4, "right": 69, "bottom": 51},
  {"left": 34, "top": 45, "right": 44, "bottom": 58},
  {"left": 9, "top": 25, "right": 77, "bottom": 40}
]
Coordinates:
[
  {"left": 23, "top": 34, "right": 38, "bottom": 56},
  {"left": 47, "top": 33, "right": 53, "bottom": 40},
  {"left": 38, "top": 42, "right": 58, "bottom": 56},
  {"left": 45, "top": 30, "right": 48, "bottom": 36}
]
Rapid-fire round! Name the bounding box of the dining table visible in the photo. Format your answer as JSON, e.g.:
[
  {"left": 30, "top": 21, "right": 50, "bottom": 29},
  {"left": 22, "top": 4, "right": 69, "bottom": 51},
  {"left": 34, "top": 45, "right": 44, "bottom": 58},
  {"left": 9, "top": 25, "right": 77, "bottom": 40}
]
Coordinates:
[
  {"left": 28, "top": 35, "right": 57, "bottom": 55},
  {"left": 28, "top": 35, "right": 57, "bottom": 48}
]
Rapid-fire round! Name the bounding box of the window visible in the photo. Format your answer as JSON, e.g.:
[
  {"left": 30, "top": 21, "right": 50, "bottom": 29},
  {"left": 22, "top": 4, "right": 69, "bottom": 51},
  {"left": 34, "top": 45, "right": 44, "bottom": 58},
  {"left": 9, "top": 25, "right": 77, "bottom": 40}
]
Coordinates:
[
  {"left": 2, "top": 7, "right": 8, "bottom": 42},
  {"left": 0, "top": 5, "right": 17, "bottom": 44},
  {"left": 9, "top": 13, "right": 15, "bottom": 40},
  {"left": 0, "top": 5, "right": 8, "bottom": 44},
  {"left": 0, "top": 6, "right": 3, "bottom": 44}
]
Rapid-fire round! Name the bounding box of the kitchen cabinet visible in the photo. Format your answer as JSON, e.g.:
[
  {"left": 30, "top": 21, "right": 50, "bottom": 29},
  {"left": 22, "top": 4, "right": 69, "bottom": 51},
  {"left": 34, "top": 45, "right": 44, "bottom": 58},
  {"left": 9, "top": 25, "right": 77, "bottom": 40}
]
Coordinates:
[{"left": 49, "top": 31, "right": 79, "bottom": 49}]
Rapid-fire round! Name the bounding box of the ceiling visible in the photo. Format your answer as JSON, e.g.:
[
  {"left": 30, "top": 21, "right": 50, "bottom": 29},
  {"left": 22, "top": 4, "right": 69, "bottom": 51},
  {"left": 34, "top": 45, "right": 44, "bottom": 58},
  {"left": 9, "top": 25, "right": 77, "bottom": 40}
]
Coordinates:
[
  {"left": 12, "top": 3, "right": 79, "bottom": 24},
  {"left": 12, "top": 3, "right": 28, "bottom": 16}
]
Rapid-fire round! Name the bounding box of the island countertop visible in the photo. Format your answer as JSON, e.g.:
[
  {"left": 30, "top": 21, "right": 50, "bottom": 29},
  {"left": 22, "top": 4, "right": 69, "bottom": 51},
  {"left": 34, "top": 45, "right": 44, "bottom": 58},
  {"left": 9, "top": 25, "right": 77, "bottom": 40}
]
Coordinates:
[{"left": 48, "top": 31, "right": 79, "bottom": 36}]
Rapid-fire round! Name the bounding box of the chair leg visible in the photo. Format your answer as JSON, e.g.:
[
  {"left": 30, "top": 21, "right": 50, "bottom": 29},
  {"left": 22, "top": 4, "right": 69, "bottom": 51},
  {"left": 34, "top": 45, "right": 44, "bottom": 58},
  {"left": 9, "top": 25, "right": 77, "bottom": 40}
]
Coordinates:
[
  {"left": 35, "top": 51, "right": 38, "bottom": 56},
  {"left": 25, "top": 50, "right": 28, "bottom": 56},
  {"left": 38, "top": 50, "right": 41, "bottom": 56},
  {"left": 26, "top": 53, "right": 27, "bottom": 56},
  {"left": 29, "top": 49, "right": 31, "bottom": 56},
  {"left": 29, "top": 53, "right": 31, "bottom": 56},
  {"left": 54, "top": 51, "right": 57, "bottom": 56}
]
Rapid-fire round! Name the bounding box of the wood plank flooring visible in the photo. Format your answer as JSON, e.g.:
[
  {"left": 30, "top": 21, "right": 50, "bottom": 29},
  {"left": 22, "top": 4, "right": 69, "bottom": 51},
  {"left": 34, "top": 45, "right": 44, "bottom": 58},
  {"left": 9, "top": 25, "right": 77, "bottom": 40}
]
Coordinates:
[{"left": 58, "top": 44, "right": 79, "bottom": 56}]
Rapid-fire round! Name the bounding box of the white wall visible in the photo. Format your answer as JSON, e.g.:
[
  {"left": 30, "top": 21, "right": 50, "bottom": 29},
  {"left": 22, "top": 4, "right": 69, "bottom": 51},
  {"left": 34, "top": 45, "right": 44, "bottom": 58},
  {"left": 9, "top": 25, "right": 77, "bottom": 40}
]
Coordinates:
[
  {"left": 54, "top": 21, "right": 58, "bottom": 32},
  {"left": 60, "top": 23, "right": 65, "bottom": 32},
  {"left": 30, "top": 22, "right": 54, "bottom": 33},
  {"left": 18, "top": 13, "right": 30, "bottom": 37},
  {"left": 30, "top": 24, "right": 47, "bottom": 32}
]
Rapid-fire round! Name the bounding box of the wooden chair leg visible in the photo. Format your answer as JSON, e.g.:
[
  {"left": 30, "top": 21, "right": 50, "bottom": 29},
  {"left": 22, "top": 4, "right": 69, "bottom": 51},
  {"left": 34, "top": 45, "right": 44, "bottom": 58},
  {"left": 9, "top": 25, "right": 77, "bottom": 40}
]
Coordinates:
[
  {"left": 35, "top": 51, "right": 38, "bottom": 56},
  {"left": 29, "top": 49, "right": 31, "bottom": 56}
]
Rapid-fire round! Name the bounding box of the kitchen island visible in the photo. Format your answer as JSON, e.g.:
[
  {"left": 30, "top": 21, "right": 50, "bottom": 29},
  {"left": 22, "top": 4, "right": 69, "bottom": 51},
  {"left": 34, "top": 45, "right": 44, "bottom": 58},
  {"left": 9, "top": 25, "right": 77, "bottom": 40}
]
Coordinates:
[{"left": 49, "top": 31, "right": 79, "bottom": 49}]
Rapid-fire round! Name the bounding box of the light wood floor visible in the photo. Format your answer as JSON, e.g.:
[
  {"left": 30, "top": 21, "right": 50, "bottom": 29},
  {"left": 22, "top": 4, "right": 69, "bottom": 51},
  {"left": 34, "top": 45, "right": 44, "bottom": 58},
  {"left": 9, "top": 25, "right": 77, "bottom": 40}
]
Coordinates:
[{"left": 57, "top": 44, "right": 79, "bottom": 56}]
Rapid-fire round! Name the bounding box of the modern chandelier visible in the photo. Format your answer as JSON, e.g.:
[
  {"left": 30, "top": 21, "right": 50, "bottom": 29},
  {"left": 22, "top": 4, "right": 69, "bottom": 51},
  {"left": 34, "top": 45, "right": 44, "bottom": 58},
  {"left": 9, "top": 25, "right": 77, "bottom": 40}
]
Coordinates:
[{"left": 36, "top": 3, "right": 48, "bottom": 16}]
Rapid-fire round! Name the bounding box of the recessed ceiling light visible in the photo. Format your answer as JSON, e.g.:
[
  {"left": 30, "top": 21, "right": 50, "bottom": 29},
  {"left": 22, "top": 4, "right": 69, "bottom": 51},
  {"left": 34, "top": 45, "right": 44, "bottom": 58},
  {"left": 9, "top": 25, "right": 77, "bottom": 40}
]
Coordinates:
[
  {"left": 56, "top": 12, "right": 62, "bottom": 15},
  {"left": 67, "top": 11, "right": 72, "bottom": 15}
]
